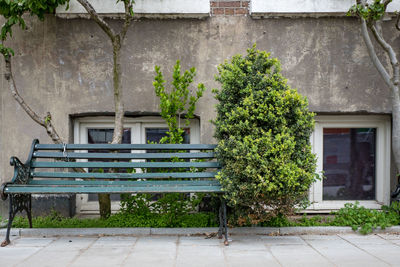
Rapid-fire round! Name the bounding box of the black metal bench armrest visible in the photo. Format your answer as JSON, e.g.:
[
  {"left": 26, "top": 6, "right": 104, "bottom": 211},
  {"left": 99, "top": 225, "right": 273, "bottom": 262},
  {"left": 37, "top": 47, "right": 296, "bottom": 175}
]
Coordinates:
[{"left": 10, "top": 156, "right": 31, "bottom": 185}]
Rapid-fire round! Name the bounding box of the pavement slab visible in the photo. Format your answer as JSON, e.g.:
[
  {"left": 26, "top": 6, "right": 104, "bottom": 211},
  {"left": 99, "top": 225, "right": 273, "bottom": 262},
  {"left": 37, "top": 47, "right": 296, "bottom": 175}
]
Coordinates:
[
  {"left": 11, "top": 237, "right": 56, "bottom": 247},
  {"left": 261, "top": 235, "right": 307, "bottom": 245},
  {"left": 0, "top": 246, "right": 43, "bottom": 266},
  {"left": 15, "top": 248, "right": 82, "bottom": 267},
  {"left": 269, "top": 244, "right": 335, "bottom": 267},
  {"left": 1, "top": 233, "right": 400, "bottom": 266},
  {"left": 176, "top": 243, "right": 226, "bottom": 267},
  {"left": 224, "top": 249, "right": 281, "bottom": 267},
  {"left": 70, "top": 247, "right": 133, "bottom": 267},
  {"left": 304, "top": 235, "right": 391, "bottom": 267},
  {"left": 90, "top": 236, "right": 137, "bottom": 248}
]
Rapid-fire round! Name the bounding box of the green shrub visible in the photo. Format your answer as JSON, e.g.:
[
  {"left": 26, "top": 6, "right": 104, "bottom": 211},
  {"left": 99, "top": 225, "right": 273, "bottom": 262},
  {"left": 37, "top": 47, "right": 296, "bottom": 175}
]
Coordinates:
[{"left": 213, "top": 45, "right": 317, "bottom": 224}]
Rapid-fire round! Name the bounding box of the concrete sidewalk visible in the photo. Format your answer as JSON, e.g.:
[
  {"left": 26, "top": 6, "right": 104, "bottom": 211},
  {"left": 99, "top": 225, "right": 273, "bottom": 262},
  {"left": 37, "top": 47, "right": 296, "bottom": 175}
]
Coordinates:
[{"left": 1, "top": 233, "right": 400, "bottom": 267}]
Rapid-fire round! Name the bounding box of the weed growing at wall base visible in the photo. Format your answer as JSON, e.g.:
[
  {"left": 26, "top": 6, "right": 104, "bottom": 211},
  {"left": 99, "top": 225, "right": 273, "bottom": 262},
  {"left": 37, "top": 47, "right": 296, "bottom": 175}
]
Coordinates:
[{"left": 331, "top": 202, "right": 400, "bottom": 234}]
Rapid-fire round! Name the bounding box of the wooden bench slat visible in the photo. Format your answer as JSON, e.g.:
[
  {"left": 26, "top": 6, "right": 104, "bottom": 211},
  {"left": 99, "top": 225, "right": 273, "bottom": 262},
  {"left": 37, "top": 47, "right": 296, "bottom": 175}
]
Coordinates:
[
  {"left": 32, "top": 171, "right": 218, "bottom": 179},
  {"left": 35, "top": 144, "right": 217, "bottom": 150},
  {"left": 31, "top": 161, "right": 221, "bottom": 169},
  {"left": 28, "top": 180, "right": 221, "bottom": 186},
  {"left": 33, "top": 152, "right": 215, "bottom": 159},
  {"left": 4, "top": 185, "right": 222, "bottom": 194}
]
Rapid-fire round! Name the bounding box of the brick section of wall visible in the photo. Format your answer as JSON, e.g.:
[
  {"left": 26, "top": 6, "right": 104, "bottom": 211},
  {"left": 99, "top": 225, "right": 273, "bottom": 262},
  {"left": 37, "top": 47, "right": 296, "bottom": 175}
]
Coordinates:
[{"left": 210, "top": 1, "right": 249, "bottom": 16}]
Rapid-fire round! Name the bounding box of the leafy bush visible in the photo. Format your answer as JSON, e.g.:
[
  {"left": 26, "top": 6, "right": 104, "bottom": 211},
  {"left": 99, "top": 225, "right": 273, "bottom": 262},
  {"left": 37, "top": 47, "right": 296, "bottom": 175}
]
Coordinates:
[
  {"left": 331, "top": 202, "right": 400, "bottom": 234},
  {"left": 213, "top": 45, "right": 317, "bottom": 224}
]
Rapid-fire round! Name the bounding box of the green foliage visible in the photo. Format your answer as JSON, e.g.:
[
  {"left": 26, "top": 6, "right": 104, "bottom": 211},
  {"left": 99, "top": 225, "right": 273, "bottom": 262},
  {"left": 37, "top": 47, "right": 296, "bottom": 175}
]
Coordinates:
[
  {"left": 153, "top": 60, "right": 205, "bottom": 144},
  {"left": 331, "top": 202, "right": 400, "bottom": 234},
  {"left": 10, "top": 210, "right": 217, "bottom": 228},
  {"left": 117, "top": 0, "right": 135, "bottom": 17},
  {"left": 119, "top": 193, "right": 207, "bottom": 226},
  {"left": 6, "top": 202, "right": 400, "bottom": 231},
  {"left": 0, "top": 0, "right": 69, "bottom": 57},
  {"left": 120, "top": 193, "right": 204, "bottom": 225},
  {"left": 348, "top": 0, "right": 390, "bottom": 22},
  {"left": 213, "top": 45, "right": 317, "bottom": 224},
  {"left": 119, "top": 60, "right": 207, "bottom": 220}
]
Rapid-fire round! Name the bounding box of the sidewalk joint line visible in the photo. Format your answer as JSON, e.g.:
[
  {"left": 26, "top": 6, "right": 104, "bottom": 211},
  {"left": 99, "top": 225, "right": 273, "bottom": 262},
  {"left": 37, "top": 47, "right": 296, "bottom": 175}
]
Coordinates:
[
  {"left": 300, "top": 235, "right": 337, "bottom": 266},
  {"left": 337, "top": 234, "right": 392, "bottom": 266},
  {"left": 67, "top": 236, "right": 98, "bottom": 267},
  {"left": 263, "top": 243, "right": 283, "bottom": 267},
  {"left": 173, "top": 236, "right": 180, "bottom": 267},
  {"left": 120, "top": 236, "right": 139, "bottom": 266}
]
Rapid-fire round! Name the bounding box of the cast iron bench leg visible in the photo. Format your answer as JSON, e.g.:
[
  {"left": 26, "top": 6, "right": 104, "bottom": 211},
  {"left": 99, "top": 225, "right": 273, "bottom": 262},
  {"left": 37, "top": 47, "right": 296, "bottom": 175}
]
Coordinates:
[
  {"left": 222, "top": 199, "right": 229, "bottom": 246},
  {"left": 218, "top": 204, "right": 223, "bottom": 239},
  {"left": 1, "top": 194, "right": 32, "bottom": 247}
]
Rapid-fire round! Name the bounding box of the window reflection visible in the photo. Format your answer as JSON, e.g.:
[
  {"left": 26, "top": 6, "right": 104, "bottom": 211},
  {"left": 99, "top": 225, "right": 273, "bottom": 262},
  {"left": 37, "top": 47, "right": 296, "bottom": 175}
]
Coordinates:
[
  {"left": 145, "top": 128, "right": 190, "bottom": 144},
  {"left": 323, "top": 128, "right": 376, "bottom": 200}
]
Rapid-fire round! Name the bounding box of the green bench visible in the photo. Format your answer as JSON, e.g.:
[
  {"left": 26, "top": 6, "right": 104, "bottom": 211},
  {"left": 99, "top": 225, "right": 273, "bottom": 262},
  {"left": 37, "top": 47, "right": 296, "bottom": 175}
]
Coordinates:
[{"left": 0, "top": 139, "right": 228, "bottom": 246}]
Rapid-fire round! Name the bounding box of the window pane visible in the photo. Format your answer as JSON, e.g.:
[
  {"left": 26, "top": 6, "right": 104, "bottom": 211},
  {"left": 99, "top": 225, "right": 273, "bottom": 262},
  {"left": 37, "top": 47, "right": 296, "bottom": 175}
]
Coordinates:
[
  {"left": 144, "top": 128, "right": 190, "bottom": 200},
  {"left": 323, "top": 128, "right": 376, "bottom": 200},
  {"left": 88, "top": 129, "right": 131, "bottom": 144},
  {"left": 87, "top": 128, "right": 131, "bottom": 202},
  {"left": 145, "top": 128, "right": 190, "bottom": 144}
]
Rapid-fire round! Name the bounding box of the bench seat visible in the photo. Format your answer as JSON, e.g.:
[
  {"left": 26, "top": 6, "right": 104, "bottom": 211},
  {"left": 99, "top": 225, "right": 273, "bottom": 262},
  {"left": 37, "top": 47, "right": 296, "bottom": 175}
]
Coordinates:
[
  {"left": 4, "top": 180, "right": 222, "bottom": 194},
  {"left": 0, "top": 139, "right": 229, "bottom": 247}
]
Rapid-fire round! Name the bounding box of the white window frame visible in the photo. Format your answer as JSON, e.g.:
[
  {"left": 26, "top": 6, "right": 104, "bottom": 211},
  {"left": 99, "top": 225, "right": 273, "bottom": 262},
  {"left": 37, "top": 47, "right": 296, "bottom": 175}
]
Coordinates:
[
  {"left": 73, "top": 116, "right": 200, "bottom": 215},
  {"left": 308, "top": 115, "right": 391, "bottom": 212}
]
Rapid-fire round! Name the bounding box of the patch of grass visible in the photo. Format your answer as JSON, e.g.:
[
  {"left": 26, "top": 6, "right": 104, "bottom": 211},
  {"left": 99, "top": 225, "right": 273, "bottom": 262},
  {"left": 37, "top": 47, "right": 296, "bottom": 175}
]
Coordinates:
[{"left": 10, "top": 211, "right": 218, "bottom": 229}]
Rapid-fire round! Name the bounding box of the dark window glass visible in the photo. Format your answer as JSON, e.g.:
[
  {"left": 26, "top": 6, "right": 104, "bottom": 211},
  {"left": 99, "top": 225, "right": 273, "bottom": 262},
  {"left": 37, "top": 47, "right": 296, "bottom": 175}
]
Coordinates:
[
  {"left": 145, "top": 128, "right": 190, "bottom": 200},
  {"left": 87, "top": 128, "right": 131, "bottom": 202},
  {"left": 323, "top": 128, "right": 376, "bottom": 200},
  {"left": 145, "top": 128, "right": 190, "bottom": 144}
]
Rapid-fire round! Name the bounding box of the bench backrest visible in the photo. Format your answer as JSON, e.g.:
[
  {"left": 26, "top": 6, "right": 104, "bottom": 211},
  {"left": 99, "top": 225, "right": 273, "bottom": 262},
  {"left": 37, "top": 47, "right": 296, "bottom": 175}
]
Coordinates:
[{"left": 28, "top": 139, "right": 220, "bottom": 181}]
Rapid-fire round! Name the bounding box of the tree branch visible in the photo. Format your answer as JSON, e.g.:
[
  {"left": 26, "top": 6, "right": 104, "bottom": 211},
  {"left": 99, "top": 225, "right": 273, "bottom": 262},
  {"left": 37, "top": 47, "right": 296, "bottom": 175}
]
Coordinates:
[
  {"left": 5, "top": 57, "right": 45, "bottom": 127},
  {"left": 4, "top": 55, "right": 64, "bottom": 144},
  {"left": 120, "top": 0, "right": 133, "bottom": 41},
  {"left": 360, "top": 18, "right": 393, "bottom": 88},
  {"left": 370, "top": 22, "right": 400, "bottom": 86},
  {"left": 396, "top": 12, "right": 400, "bottom": 31},
  {"left": 76, "top": 0, "right": 116, "bottom": 42},
  {"left": 382, "top": 0, "right": 392, "bottom": 10}
]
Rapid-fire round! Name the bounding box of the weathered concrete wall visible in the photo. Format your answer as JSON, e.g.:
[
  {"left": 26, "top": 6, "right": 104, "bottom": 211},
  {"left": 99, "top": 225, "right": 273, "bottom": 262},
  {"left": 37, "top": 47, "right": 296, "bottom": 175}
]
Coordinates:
[{"left": 0, "top": 15, "right": 398, "bottom": 215}]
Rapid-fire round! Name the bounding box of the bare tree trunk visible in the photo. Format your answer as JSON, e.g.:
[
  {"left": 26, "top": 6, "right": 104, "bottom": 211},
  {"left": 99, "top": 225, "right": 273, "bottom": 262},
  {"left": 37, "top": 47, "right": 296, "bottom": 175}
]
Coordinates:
[
  {"left": 76, "top": 0, "right": 133, "bottom": 218},
  {"left": 391, "top": 86, "right": 400, "bottom": 171},
  {"left": 111, "top": 38, "right": 124, "bottom": 144},
  {"left": 357, "top": 7, "right": 400, "bottom": 173}
]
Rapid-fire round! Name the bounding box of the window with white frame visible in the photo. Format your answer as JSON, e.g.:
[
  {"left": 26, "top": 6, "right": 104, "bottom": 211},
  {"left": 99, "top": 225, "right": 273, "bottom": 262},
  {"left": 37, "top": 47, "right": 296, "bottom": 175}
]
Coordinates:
[
  {"left": 73, "top": 116, "right": 200, "bottom": 215},
  {"left": 309, "top": 115, "right": 391, "bottom": 211}
]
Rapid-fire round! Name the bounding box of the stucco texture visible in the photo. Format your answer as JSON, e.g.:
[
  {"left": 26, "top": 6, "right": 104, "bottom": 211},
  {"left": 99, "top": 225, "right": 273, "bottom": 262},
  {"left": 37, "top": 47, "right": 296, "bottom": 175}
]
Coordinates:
[{"left": 0, "top": 15, "right": 397, "bottom": 214}]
